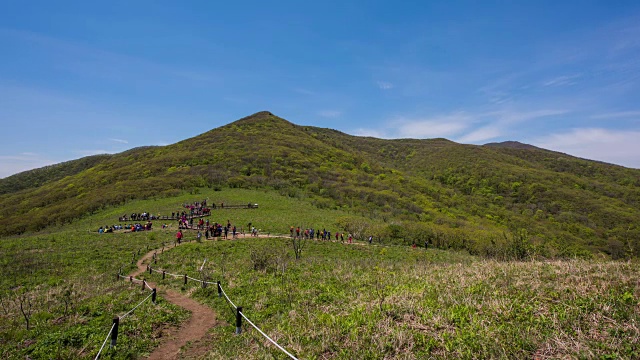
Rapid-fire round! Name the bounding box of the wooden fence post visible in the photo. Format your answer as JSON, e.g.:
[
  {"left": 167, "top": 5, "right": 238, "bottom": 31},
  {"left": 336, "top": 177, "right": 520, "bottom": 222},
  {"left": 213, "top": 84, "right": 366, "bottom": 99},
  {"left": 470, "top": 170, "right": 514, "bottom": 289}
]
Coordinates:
[
  {"left": 217, "top": 281, "right": 222, "bottom": 298},
  {"left": 184, "top": 274, "right": 187, "bottom": 285},
  {"left": 110, "top": 317, "right": 119, "bottom": 347},
  {"left": 152, "top": 288, "right": 157, "bottom": 304},
  {"left": 236, "top": 307, "right": 243, "bottom": 334}
]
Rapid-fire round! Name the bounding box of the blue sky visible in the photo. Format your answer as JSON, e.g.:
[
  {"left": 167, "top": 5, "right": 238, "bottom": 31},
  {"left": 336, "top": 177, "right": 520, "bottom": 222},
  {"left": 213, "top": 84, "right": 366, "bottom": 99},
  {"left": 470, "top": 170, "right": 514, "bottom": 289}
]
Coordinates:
[{"left": 1, "top": 1, "right": 640, "bottom": 178}]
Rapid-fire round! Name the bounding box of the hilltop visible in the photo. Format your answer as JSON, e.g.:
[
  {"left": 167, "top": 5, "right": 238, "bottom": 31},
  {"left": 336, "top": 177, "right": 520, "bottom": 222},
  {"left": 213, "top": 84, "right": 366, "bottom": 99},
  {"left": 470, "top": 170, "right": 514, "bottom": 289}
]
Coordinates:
[{"left": 1, "top": 111, "right": 639, "bottom": 258}]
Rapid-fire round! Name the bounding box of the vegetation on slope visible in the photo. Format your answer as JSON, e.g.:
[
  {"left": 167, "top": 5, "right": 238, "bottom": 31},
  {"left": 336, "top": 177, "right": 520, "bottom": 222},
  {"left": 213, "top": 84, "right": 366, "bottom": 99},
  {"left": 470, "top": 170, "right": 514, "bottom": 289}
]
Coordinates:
[
  {"left": 1, "top": 186, "right": 638, "bottom": 359},
  {"left": 1, "top": 111, "right": 639, "bottom": 258}
]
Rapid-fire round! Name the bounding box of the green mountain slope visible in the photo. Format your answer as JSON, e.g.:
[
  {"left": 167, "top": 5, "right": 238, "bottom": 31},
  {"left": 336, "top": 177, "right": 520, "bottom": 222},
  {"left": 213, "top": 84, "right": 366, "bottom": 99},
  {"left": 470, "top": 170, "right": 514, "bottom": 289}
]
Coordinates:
[
  {"left": 0, "top": 154, "right": 112, "bottom": 195},
  {"left": 1, "top": 111, "right": 639, "bottom": 258}
]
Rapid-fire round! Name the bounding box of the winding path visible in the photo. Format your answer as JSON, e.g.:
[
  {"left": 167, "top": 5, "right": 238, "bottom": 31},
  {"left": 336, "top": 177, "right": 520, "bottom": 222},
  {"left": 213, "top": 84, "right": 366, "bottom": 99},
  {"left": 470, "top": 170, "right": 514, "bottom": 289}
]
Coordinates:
[{"left": 128, "top": 245, "right": 218, "bottom": 359}]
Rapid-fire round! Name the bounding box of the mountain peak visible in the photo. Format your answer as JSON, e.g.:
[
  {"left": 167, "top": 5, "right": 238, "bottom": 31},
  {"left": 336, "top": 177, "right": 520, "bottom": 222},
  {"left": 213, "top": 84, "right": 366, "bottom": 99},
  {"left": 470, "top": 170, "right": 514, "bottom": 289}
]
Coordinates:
[
  {"left": 230, "top": 111, "right": 294, "bottom": 127},
  {"left": 483, "top": 141, "right": 540, "bottom": 150}
]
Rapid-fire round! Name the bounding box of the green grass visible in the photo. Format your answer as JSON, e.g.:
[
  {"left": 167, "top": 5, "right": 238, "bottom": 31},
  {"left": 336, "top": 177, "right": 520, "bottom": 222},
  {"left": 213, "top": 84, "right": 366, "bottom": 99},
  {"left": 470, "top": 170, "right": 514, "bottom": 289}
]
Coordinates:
[
  {"left": 146, "top": 238, "right": 640, "bottom": 359},
  {"left": 1, "top": 188, "right": 639, "bottom": 359}
]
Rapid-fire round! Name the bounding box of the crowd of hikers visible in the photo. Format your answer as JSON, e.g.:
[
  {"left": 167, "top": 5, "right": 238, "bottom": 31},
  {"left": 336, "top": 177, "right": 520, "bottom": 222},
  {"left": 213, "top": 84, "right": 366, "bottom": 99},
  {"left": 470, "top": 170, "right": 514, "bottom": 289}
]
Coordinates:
[
  {"left": 289, "top": 226, "right": 355, "bottom": 243},
  {"left": 119, "top": 212, "right": 158, "bottom": 222},
  {"left": 175, "top": 219, "right": 253, "bottom": 243},
  {"left": 180, "top": 199, "right": 211, "bottom": 216},
  {"left": 98, "top": 221, "right": 153, "bottom": 233},
  {"left": 101, "top": 199, "right": 428, "bottom": 250}
]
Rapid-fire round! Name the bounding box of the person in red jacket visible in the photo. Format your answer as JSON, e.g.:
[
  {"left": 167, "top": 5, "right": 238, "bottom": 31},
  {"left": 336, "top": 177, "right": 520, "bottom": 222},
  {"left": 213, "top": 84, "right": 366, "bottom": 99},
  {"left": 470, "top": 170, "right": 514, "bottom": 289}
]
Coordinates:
[{"left": 176, "top": 230, "right": 183, "bottom": 244}]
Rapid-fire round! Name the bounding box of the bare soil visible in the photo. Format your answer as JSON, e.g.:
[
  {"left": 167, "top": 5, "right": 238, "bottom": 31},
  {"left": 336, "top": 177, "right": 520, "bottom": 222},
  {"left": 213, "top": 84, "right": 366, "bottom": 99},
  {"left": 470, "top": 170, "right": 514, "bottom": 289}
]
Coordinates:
[{"left": 129, "top": 246, "right": 218, "bottom": 359}]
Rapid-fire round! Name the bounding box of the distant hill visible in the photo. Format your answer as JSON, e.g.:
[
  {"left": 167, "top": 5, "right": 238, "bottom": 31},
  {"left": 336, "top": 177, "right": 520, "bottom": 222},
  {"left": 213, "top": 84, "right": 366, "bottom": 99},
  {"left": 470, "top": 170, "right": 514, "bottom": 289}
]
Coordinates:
[
  {"left": 0, "top": 154, "right": 112, "bottom": 195},
  {"left": 1, "top": 111, "right": 639, "bottom": 258}
]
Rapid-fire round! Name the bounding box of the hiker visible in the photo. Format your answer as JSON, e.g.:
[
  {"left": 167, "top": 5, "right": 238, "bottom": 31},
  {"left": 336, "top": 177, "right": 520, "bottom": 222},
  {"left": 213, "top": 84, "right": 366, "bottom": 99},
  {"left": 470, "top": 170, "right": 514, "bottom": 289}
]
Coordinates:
[
  {"left": 197, "top": 231, "right": 202, "bottom": 242},
  {"left": 290, "top": 226, "right": 294, "bottom": 237},
  {"left": 368, "top": 235, "right": 373, "bottom": 244},
  {"left": 176, "top": 230, "right": 183, "bottom": 244},
  {"left": 348, "top": 234, "right": 353, "bottom": 244}
]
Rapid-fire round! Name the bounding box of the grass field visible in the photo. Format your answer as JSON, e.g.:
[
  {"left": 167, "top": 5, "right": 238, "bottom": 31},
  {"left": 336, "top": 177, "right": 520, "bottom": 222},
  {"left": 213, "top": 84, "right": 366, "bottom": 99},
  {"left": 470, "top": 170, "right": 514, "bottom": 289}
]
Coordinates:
[{"left": 1, "top": 188, "right": 638, "bottom": 359}]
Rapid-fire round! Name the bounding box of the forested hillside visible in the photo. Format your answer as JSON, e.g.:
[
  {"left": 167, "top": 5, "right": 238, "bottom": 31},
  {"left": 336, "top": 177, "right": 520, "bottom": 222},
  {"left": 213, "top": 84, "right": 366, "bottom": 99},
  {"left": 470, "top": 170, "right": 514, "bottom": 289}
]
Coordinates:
[{"left": 1, "top": 111, "right": 639, "bottom": 258}]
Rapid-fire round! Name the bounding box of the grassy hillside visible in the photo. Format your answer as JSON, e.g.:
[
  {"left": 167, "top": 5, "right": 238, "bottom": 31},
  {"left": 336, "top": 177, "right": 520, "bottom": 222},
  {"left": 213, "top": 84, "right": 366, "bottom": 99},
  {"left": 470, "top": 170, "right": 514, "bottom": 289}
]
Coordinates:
[
  {"left": 1, "top": 188, "right": 638, "bottom": 359},
  {"left": 1, "top": 111, "right": 639, "bottom": 259}
]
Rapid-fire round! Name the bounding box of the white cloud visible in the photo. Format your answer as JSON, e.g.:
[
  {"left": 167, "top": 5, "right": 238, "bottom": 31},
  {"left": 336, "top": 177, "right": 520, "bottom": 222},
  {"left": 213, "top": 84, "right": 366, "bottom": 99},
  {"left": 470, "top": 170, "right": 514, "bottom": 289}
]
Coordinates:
[
  {"left": 75, "top": 150, "right": 111, "bottom": 157},
  {"left": 396, "top": 113, "right": 471, "bottom": 138},
  {"left": 542, "top": 74, "right": 582, "bottom": 87},
  {"left": 293, "top": 88, "right": 315, "bottom": 95},
  {"left": 319, "top": 110, "right": 342, "bottom": 118},
  {"left": 0, "top": 153, "right": 57, "bottom": 178},
  {"left": 108, "top": 138, "right": 128, "bottom": 144},
  {"left": 489, "top": 109, "right": 568, "bottom": 124},
  {"left": 353, "top": 128, "right": 388, "bottom": 138},
  {"left": 377, "top": 81, "right": 394, "bottom": 90},
  {"left": 456, "top": 126, "right": 503, "bottom": 143},
  {"left": 590, "top": 111, "right": 640, "bottom": 119},
  {"left": 533, "top": 128, "right": 640, "bottom": 168}
]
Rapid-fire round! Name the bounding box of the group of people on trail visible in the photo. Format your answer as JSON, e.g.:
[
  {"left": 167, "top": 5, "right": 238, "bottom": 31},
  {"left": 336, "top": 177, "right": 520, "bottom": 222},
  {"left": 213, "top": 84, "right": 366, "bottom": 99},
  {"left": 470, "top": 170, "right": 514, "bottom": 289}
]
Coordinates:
[
  {"left": 176, "top": 219, "right": 251, "bottom": 242},
  {"left": 205, "top": 220, "right": 239, "bottom": 239},
  {"left": 181, "top": 199, "right": 211, "bottom": 217},
  {"left": 289, "top": 226, "right": 354, "bottom": 243},
  {"left": 99, "top": 222, "right": 153, "bottom": 233},
  {"left": 119, "top": 212, "right": 157, "bottom": 222}
]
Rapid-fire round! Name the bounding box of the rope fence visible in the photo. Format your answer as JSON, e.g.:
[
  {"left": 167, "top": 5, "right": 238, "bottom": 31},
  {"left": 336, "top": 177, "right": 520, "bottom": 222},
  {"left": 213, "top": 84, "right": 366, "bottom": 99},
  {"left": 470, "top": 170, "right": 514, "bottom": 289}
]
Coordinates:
[
  {"left": 141, "top": 260, "right": 298, "bottom": 359},
  {"left": 95, "top": 274, "right": 156, "bottom": 359},
  {"left": 98, "top": 230, "right": 424, "bottom": 359},
  {"left": 94, "top": 322, "right": 115, "bottom": 360},
  {"left": 101, "top": 238, "right": 299, "bottom": 360},
  {"left": 240, "top": 311, "right": 299, "bottom": 360}
]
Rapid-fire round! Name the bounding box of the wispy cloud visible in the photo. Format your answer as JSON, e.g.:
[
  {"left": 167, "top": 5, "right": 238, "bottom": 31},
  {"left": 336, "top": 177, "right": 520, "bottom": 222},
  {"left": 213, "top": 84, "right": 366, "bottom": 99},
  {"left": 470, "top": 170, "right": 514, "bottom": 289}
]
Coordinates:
[
  {"left": 0, "top": 153, "right": 57, "bottom": 178},
  {"left": 108, "top": 138, "right": 128, "bottom": 144},
  {"left": 590, "top": 111, "right": 640, "bottom": 119},
  {"left": 319, "top": 110, "right": 342, "bottom": 118},
  {"left": 542, "top": 74, "right": 582, "bottom": 87},
  {"left": 293, "top": 88, "right": 316, "bottom": 96},
  {"left": 377, "top": 81, "right": 394, "bottom": 90},
  {"left": 1, "top": 28, "right": 219, "bottom": 85},
  {"left": 456, "top": 126, "right": 503, "bottom": 143},
  {"left": 75, "top": 150, "right": 111, "bottom": 157},
  {"left": 395, "top": 113, "right": 471, "bottom": 138},
  {"left": 533, "top": 128, "right": 640, "bottom": 168},
  {"left": 489, "top": 109, "right": 568, "bottom": 124},
  {"left": 353, "top": 128, "right": 387, "bottom": 138}
]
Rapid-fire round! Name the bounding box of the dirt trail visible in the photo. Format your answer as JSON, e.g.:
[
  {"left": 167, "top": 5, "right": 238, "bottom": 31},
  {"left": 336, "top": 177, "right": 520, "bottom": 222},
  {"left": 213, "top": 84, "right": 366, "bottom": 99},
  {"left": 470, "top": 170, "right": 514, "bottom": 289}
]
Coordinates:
[{"left": 128, "top": 246, "right": 217, "bottom": 360}]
